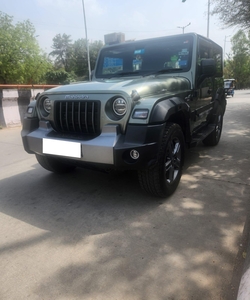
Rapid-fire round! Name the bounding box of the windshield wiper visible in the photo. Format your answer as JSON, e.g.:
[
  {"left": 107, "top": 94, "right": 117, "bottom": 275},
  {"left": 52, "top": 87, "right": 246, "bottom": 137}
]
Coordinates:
[
  {"left": 144, "top": 68, "right": 183, "bottom": 77},
  {"left": 108, "top": 71, "right": 140, "bottom": 78}
]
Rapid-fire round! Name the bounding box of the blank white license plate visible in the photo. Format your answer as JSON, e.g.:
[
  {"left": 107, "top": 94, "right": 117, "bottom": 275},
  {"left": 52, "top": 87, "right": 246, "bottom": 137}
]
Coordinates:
[{"left": 43, "top": 139, "right": 81, "bottom": 158}]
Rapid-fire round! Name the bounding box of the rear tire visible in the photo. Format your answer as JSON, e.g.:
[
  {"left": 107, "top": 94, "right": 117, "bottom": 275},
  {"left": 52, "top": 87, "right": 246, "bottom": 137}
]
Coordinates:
[
  {"left": 202, "top": 105, "right": 223, "bottom": 146},
  {"left": 138, "top": 123, "right": 185, "bottom": 198},
  {"left": 36, "top": 154, "right": 76, "bottom": 173}
]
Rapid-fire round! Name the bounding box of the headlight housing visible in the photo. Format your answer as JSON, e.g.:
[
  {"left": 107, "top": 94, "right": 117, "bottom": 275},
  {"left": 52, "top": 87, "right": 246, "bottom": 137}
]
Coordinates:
[
  {"left": 40, "top": 97, "right": 52, "bottom": 117},
  {"left": 113, "top": 97, "right": 127, "bottom": 116},
  {"left": 43, "top": 98, "right": 52, "bottom": 114},
  {"left": 105, "top": 96, "right": 128, "bottom": 120}
]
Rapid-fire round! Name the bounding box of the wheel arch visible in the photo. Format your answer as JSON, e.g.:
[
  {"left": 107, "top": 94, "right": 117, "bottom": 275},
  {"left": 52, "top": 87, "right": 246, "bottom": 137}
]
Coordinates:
[
  {"left": 149, "top": 97, "right": 191, "bottom": 143},
  {"left": 214, "top": 87, "right": 226, "bottom": 115}
]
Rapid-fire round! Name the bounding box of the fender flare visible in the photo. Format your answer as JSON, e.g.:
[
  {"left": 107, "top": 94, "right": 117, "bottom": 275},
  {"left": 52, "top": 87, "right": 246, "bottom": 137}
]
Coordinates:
[
  {"left": 149, "top": 97, "right": 192, "bottom": 142},
  {"left": 149, "top": 97, "right": 190, "bottom": 123},
  {"left": 214, "top": 87, "right": 227, "bottom": 115}
]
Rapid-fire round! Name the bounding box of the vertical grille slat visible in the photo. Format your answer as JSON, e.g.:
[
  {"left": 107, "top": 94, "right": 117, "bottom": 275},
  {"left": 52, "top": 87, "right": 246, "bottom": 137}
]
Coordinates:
[
  {"left": 54, "top": 100, "right": 100, "bottom": 136},
  {"left": 78, "top": 102, "right": 82, "bottom": 132},
  {"left": 85, "top": 102, "right": 89, "bottom": 133},
  {"left": 65, "top": 102, "right": 70, "bottom": 131},
  {"left": 59, "top": 102, "right": 64, "bottom": 130},
  {"left": 92, "top": 102, "right": 95, "bottom": 133},
  {"left": 72, "top": 102, "right": 76, "bottom": 132}
]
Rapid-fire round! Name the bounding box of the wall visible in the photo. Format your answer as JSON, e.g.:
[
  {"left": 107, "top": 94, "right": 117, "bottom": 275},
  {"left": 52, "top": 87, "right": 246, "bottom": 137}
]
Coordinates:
[{"left": 0, "top": 89, "right": 44, "bottom": 128}]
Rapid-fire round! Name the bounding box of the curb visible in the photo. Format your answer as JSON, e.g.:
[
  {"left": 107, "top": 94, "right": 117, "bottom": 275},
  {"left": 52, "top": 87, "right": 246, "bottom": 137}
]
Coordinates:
[{"left": 237, "top": 216, "right": 250, "bottom": 299}]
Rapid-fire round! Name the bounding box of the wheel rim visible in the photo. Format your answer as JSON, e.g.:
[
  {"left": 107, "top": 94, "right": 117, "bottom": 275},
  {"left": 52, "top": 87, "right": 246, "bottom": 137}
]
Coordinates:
[
  {"left": 215, "top": 115, "right": 222, "bottom": 140},
  {"left": 165, "top": 137, "right": 181, "bottom": 184}
]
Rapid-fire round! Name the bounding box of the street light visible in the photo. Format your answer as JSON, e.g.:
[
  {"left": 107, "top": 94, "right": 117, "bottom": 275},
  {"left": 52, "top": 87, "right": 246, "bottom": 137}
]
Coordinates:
[
  {"left": 207, "top": 0, "right": 210, "bottom": 38},
  {"left": 182, "top": 0, "right": 210, "bottom": 38},
  {"left": 224, "top": 35, "right": 231, "bottom": 59},
  {"left": 81, "top": 0, "right": 91, "bottom": 81},
  {"left": 177, "top": 22, "right": 191, "bottom": 34}
]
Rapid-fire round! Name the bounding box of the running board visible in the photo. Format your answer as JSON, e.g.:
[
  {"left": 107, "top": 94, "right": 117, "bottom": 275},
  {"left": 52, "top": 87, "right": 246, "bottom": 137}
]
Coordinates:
[{"left": 190, "top": 124, "right": 215, "bottom": 147}]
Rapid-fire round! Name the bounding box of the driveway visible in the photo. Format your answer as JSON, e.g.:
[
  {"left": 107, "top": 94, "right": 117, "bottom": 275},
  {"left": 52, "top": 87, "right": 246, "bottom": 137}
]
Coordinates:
[{"left": 0, "top": 90, "right": 250, "bottom": 300}]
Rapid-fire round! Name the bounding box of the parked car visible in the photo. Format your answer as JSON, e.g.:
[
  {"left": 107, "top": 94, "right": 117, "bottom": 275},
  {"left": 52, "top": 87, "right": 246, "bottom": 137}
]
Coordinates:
[
  {"left": 21, "top": 33, "right": 226, "bottom": 197},
  {"left": 224, "top": 78, "right": 236, "bottom": 97}
]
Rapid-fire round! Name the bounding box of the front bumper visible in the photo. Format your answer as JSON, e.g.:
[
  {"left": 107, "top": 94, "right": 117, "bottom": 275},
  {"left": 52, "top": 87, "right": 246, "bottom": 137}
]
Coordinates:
[{"left": 21, "top": 118, "right": 165, "bottom": 170}]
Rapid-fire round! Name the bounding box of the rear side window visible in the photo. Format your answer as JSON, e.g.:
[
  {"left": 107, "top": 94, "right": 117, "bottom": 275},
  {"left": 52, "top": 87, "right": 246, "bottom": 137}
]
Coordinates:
[{"left": 198, "top": 37, "right": 223, "bottom": 77}]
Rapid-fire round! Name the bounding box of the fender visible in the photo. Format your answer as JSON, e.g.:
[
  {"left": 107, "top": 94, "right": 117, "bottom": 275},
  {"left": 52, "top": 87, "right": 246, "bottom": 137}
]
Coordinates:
[
  {"left": 149, "top": 96, "right": 192, "bottom": 143},
  {"left": 149, "top": 96, "right": 190, "bottom": 123},
  {"left": 214, "top": 87, "right": 227, "bottom": 115}
]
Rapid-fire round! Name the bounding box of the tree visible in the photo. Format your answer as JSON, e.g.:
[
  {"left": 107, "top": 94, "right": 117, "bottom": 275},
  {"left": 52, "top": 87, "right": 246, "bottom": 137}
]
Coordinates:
[
  {"left": 211, "top": 0, "right": 250, "bottom": 29},
  {"left": 50, "top": 34, "right": 73, "bottom": 72},
  {"left": 224, "top": 30, "right": 250, "bottom": 88},
  {"left": 0, "top": 11, "right": 51, "bottom": 84},
  {"left": 71, "top": 39, "right": 103, "bottom": 79},
  {"left": 45, "top": 70, "right": 76, "bottom": 85}
]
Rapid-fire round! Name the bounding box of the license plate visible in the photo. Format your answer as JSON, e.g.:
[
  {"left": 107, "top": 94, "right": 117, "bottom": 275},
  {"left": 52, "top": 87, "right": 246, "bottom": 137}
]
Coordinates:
[{"left": 43, "top": 139, "right": 81, "bottom": 158}]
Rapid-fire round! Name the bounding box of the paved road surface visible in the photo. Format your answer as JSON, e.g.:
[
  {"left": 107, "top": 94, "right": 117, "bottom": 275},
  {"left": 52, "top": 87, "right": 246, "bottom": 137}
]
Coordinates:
[{"left": 0, "top": 90, "right": 250, "bottom": 300}]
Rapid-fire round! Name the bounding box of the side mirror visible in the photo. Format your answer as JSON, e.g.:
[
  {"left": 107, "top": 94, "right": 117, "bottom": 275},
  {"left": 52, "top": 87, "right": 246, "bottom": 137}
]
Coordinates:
[{"left": 201, "top": 58, "right": 216, "bottom": 76}]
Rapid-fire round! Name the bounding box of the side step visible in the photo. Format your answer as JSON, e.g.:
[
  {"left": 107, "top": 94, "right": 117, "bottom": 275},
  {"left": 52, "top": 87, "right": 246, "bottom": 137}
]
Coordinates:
[{"left": 190, "top": 124, "right": 215, "bottom": 147}]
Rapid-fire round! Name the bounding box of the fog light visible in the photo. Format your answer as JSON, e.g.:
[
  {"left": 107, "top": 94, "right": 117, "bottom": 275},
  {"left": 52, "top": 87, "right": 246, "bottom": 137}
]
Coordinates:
[{"left": 130, "top": 149, "right": 139, "bottom": 160}]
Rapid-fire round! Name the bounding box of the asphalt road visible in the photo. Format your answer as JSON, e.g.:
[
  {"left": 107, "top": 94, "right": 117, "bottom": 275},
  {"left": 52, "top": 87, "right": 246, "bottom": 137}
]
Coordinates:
[{"left": 0, "top": 90, "right": 250, "bottom": 300}]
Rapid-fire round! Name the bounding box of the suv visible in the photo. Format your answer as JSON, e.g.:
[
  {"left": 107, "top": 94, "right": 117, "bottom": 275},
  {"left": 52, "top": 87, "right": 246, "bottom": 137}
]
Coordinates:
[{"left": 21, "top": 33, "right": 226, "bottom": 197}]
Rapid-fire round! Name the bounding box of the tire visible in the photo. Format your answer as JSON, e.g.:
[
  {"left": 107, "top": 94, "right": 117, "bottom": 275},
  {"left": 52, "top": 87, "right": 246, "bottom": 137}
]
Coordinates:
[
  {"left": 36, "top": 154, "right": 76, "bottom": 173},
  {"left": 138, "top": 123, "right": 185, "bottom": 198},
  {"left": 202, "top": 105, "right": 223, "bottom": 146}
]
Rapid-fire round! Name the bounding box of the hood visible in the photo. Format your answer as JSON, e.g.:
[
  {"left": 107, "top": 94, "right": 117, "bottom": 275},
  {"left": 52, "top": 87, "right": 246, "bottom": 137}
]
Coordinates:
[{"left": 45, "top": 76, "right": 191, "bottom": 99}]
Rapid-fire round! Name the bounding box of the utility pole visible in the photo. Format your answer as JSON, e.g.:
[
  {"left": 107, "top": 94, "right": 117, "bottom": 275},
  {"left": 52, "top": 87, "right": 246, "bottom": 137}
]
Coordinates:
[
  {"left": 207, "top": 0, "right": 210, "bottom": 38},
  {"left": 224, "top": 35, "right": 231, "bottom": 60},
  {"left": 81, "top": 0, "right": 91, "bottom": 81}
]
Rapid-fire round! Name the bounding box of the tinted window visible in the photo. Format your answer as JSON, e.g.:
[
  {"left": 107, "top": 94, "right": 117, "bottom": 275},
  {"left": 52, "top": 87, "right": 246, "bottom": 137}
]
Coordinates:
[{"left": 96, "top": 35, "right": 194, "bottom": 78}]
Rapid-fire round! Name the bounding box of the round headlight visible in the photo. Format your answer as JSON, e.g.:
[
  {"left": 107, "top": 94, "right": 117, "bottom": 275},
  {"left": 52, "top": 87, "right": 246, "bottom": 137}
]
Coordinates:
[
  {"left": 43, "top": 98, "right": 52, "bottom": 114},
  {"left": 113, "top": 98, "right": 127, "bottom": 116}
]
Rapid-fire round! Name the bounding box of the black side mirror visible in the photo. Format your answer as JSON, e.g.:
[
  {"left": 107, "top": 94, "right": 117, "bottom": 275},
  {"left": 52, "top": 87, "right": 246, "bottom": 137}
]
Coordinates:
[{"left": 201, "top": 58, "right": 216, "bottom": 76}]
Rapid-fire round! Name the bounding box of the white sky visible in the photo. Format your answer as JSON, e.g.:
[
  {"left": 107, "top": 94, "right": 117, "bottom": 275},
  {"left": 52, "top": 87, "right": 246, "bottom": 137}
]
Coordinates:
[{"left": 1, "top": 0, "right": 237, "bottom": 55}]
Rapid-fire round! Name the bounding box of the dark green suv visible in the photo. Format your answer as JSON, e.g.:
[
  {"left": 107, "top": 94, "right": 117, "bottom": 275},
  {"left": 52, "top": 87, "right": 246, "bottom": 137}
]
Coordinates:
[{"left": 22, "top": 33, "right": 226, "bottom": 197}]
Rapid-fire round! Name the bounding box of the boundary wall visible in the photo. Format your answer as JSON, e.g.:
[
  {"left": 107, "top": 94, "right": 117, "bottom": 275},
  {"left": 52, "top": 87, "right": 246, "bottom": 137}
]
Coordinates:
[{"left": 0, "top": 86, "right": 58, "bottom": 128}]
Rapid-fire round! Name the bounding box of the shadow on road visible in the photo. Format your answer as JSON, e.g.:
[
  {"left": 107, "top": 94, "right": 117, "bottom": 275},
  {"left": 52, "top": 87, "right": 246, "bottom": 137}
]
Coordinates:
[{"left": 0, "top": 100, "right": 250, "bottom": 299}]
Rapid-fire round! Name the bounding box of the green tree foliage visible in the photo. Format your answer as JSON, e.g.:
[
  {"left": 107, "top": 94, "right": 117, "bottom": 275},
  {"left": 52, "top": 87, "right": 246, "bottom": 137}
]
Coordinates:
[
  {"left": 45, "top": 70, "right": 76, "bottom": 85},
  {"left": 50, "top": 34, "right": 73, "bottom": 72},
  {"left": 224, "top": 30, "right": 250, "bottom": 88},
  {"left": 0, "top": 12, "right": 51, "bottom": 84},
  {"left": 72, "top": 39, "right": 103, "bottom": 79},
  {"left": 212, "top": 0, "right": 250, "bottom": 29},
  {"left": 50, "top": 34, "right": 103, "bottom": 81}
]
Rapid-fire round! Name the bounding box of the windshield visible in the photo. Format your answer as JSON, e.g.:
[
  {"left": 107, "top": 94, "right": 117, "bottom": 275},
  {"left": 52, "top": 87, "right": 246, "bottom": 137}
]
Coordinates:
[{"left": 95, "top": 35, "right": 193, "bottom": 78}]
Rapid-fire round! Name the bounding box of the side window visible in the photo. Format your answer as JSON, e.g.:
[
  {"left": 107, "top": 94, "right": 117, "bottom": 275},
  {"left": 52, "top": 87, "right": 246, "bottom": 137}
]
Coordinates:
[
  {"left": 213, "top": 45, "right": 223, "bottom": 77},
  {"left": 198, "top": 39, "right": 213, "bottom": 100}
]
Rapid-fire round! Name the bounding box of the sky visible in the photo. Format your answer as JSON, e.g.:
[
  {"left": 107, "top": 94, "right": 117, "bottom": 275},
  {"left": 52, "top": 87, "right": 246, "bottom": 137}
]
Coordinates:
[{"left": 1, "top": 0, "right": 238, "bottom": 56}]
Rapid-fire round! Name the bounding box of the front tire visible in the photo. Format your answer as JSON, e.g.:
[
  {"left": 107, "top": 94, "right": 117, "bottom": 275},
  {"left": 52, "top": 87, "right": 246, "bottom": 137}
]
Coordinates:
[
  {"left": 202, "top": 105, "right": 223, "bottom": 146},
  {"left": 138, "top": 123, "right": 185, "bottom": 198},
  {"left": 36, "top": 154, "right": 76, "bottom": 173}
]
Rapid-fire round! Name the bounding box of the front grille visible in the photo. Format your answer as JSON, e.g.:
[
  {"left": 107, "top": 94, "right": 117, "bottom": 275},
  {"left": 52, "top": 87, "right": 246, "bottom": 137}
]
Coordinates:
[{"left": 54, "top": 100, "right": 101, "bottom": 135}]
